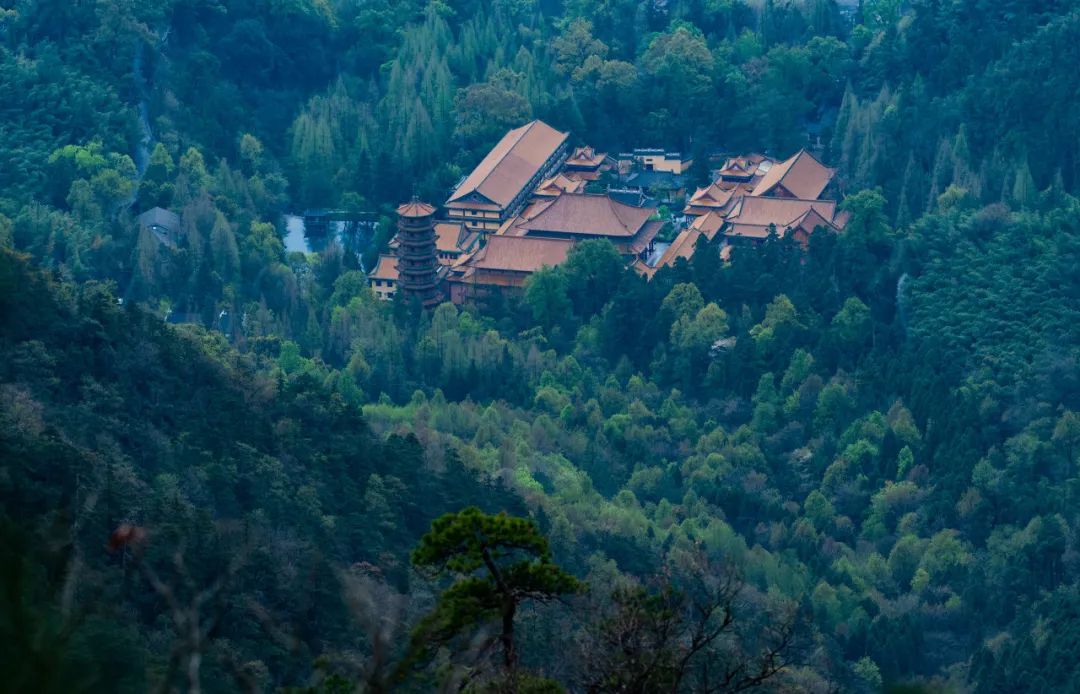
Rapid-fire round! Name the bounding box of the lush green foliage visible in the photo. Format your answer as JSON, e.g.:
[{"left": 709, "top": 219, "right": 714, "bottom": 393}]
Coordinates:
[
  {"left": 5, "top": 0, "right": 1080, "bottom": 691},
  {"left": 409, "top": 508, "right": 580, "bottom": 674},
  {"left": 0, "top": 248, "right": 523, "bottom": 690}
]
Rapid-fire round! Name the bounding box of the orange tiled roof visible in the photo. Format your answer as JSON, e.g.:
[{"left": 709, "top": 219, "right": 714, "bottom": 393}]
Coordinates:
[
  {"left": 690, "top": 211, "right": 726, "bottom": 240},
  {"left": 519, "top": 198, "right": 555, "bottom": 222},
  {"left": 655, "top": 227, "right": 702, "bottom": 268},
  {"left": 495, "top": 216, "right": 523, "bottom": 236},
  {"left": 628, "top": 220, "right": 663, "bottom": 256},
  {"left": 433, "top": 221, "right": 477, "bottom": 253},
  {"left": 723, "top": 196, "right": 840, "bottom": 239},
  {"left": 447, "top": 120, "right": 569, "bottom": 211},
  {"left": 684, "top": 177, "right": 762, "bottom": 216},
  {"left": 719, "top": 154, "right": 775, "bottom": 179},
  {"left": 396, "top": 199, "right": 436, "bottom": 218},
  {"left": 687, "top": 182, "right": 736, "bottom": 208},
  {"left": 462, "top": 235, "right": 574, "bottom": 274},
  {"left": 512, "top": 193, "right": 655, "bottom": 239},
  {"left": 726, "top": 196, "right": 837, "bottom": 226},
  {"left": 369, "top": 254, "right": 399, "bottom": 281},
  {"left": 751, "top": 149, "right": 835, "bottom": 200},
  {"left": 790, "top": 208, "right": 835, "bottom": 234},
  {"left": 445, "top": 199, "right": 502, "bottom": 212},
  {"left": 566, "top": 145, "right": 607, "bottom": 168},
  {"left": 497, "top": 198, "right": 552, "bottom": 236},
  {"left": 534, "top": 173, "right": 586, "bottom": 197},
  {"left": 718, "top": 163, "right": 753, "bottom": 179}
]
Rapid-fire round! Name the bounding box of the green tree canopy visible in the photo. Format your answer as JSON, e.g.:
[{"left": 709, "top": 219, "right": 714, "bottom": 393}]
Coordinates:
[
  {"left": 524, "top": 265, "right": 571, "bottom": 331},
  {"left": 410, "top": 507, "right": 581, "bottom": 671}
]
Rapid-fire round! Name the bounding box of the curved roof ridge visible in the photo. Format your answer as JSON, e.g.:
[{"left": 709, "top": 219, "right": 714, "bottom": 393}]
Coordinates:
[
  {"left": 396, "top": 199, "right": 436, "bottom": 217},
  {"left": 605, "top": 193, "right": 639, "bottom": 234}
]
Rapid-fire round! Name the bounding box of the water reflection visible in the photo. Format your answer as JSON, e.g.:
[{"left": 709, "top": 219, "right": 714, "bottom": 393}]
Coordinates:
[{"left": 282, "top": 214, "right": 376, "bottom": 261}]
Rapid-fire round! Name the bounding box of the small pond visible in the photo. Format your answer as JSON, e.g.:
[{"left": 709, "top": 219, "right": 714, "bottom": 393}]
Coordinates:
[{"left": 282, "top": 214, "right": 378, "bottom": 260}]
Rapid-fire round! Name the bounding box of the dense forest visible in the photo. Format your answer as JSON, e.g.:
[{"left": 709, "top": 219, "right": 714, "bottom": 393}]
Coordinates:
[{"left": 4, "top": 0, "right": 1080, "bottom": 691}]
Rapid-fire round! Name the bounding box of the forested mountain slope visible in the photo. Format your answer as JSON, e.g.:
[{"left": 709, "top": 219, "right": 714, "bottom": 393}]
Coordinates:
[
  {"left": 4, "top": 0, "right": 1080, "bottom": 692},
  {"left": 0, "top": 248, "right": 524, "bottom": 691}
]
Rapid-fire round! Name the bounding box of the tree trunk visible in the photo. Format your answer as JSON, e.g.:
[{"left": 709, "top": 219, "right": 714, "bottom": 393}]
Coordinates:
[
  {"left": 501, "top": 596, "right": 517, "bottom": 670},
  {"left": 187, "top": 619, "right": 202, "bottom": 694},
  {"left": 187, "top": 650, "right": 202, "bottom": 694}
]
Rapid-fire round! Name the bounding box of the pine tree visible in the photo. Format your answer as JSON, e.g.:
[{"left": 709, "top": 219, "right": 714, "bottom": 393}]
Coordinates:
[
  {"left": 210, "top": 212, "right": 239, "bottom": 282},
  {"left": 1011, "top": 157, "right": 1038, "bottom": 210},
  {"left": 408, "top": 507, "right": 581, "bottom": 673},
  {"left": 831, "top": 83, "right": 857, "bottom": 170},
  {"left": 951, "top": 126, "right": 980, "bottom": 198},
  {"left": 926, "top": 138, "right": 954, "bottom": 212},
  {"left": 895, "top": 153, "right": 917, "bottom": 229}
]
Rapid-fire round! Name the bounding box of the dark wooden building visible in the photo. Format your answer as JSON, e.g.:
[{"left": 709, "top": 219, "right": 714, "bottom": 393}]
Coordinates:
[{"left": 395, "top": 199, "right": 442, "bottom": 308}]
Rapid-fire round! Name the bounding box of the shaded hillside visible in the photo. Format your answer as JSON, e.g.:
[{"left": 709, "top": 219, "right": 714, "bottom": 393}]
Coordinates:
[{"left": 0, "top": 248, "right": 523, "bottom": 691}]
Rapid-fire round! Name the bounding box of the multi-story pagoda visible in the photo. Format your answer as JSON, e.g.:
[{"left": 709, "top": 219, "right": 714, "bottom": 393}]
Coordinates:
[{"left": 395, "top": 198, "right": 442, "bottom": 308}]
